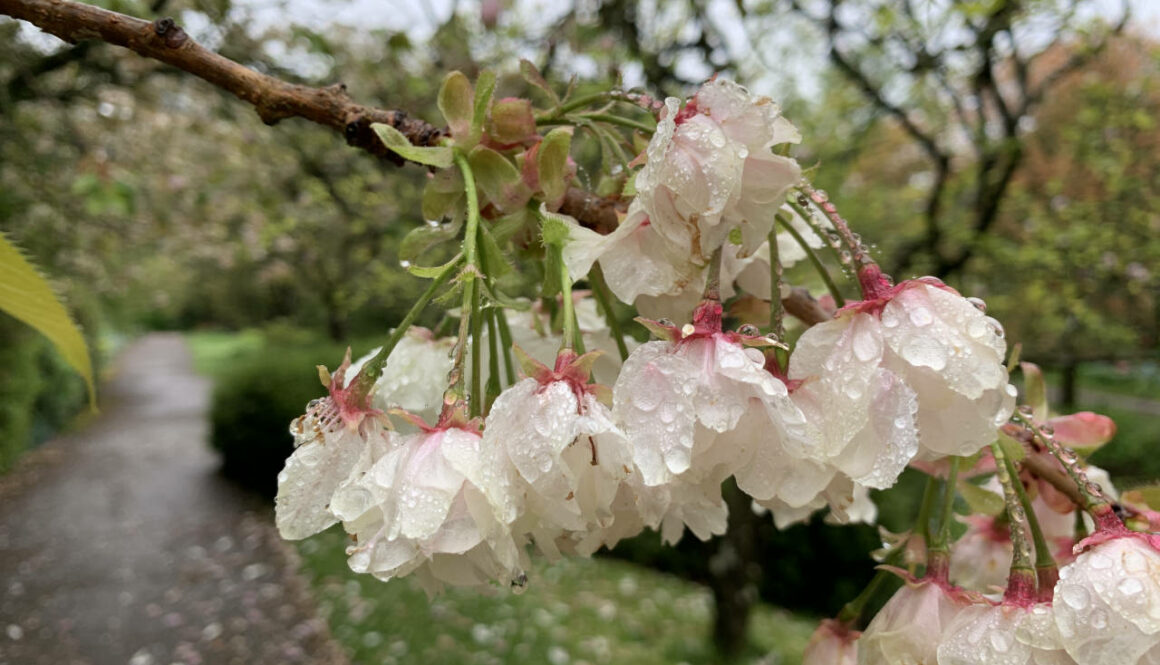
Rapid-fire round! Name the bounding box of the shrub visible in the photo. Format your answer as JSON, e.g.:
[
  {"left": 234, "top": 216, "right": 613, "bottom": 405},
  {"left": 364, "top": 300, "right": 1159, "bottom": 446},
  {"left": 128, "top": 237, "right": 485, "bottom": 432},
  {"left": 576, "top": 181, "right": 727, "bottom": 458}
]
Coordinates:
[{"left": 207, "top": 336, "right": 350, "bottom": 496}]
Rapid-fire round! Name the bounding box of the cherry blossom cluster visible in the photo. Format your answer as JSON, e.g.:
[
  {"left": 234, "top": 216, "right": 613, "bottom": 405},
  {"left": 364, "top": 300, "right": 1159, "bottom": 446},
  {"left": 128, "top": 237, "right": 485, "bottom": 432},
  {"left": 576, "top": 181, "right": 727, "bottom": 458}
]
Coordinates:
[{"left": 271, "top": 72, "right": 1160, "bottom": 662}]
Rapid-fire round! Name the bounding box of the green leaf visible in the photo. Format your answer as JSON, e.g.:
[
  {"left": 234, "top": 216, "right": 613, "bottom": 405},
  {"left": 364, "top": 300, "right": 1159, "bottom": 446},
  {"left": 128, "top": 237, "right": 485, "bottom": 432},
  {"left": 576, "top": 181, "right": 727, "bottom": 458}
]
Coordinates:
[
  {"left": 371, "top": 123, "right": 453, "bottom": 168},
  {"left": 519, "top": 58, "right": 559, "bottom": 107},
  {"left": 537, "top": 127, "right": 573, "bottom": 210},
  {"left": 407, "top": 252, "right": 463, "bottom": 279},
  {"left": 421, "top": 168, "right": 464, "bottom": 221},
  {"left": 438, "top": 71, "right": 473, "bottom": 142},
  {"left": 471, "top": 70, "right": 497, "bottom": 147},
  {"left": 539, "top": 210, "right": 572, "bottom": 247},
  {"left": 0, "top": 233, "right": 96, "bottom": 410},
  {"left": 478, "top": 223, "right": 513, "bottom": 278},
  {"left": 1020, "top": 361, "right": 1050, "bottom": 422},
  {"left": 400, "top": 220, "right": 462, "bottom": 264},
  {"left": 958, "top": 479, "right": 1004, "bottom": 517},
  {"left": 468, "top": 146, "right": 532, "bottom": 212},
  {"left": 997, "top": 431, "right": 1026, "bottom": 462}
]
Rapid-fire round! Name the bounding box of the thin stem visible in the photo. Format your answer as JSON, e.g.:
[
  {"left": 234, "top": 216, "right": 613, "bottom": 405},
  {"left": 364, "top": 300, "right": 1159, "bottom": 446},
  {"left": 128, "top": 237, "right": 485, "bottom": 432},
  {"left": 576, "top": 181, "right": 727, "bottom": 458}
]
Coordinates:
[
  {"left": 767, "top": 226, "right": 785, "bottom": 340},
  {"left": 495, "top": 308, "right": 516, "bottom": 385},
  {"left": 447, "top": 150, "right": 484, "bottom": 406},
  {"left": 484, "top": 307, "right": 502, "bottom": 414},
  {"left": 589, "top": 264, "right": 629, "bottom": 362},
  {"left": 991, "top": 441, "right": 1037, "bottom": 603},
  {"left": 550, "top": 90, "right": 640, "bottom": 117},
  {"left": 558, "top": 246, "right": 577, "bottom": 352},
  {"left": 1012, "top": 410, "right": 1125, "bottom": 533},
  {"left": 702, "top": 245, "right": 725, "bottom": 302},
  {"left": 352, "top": 254, "right": 462, "bottom": 392},
  {"left": 1002, "top": 451, "right": 1059, "bottom": 600},
  {"left": 470, "top": 283, "right": 483, "bottom": 417},
  {"left": 797, "top": 184, "right": 873, "bottom": 272},
  {"left": 917, "top": 474, "right": 940, "bottom": 553},
  {"left": 572, "top": 112, "right": 655, "bottom": 134},
  {"left": 777, "top": 211, "right": 846, "bottom": 308},
  {"left": 786, "top": 198, "right": 847, "bottom": 272},
  {"left": 931, "top": 457, "right": 961, "bottom": 551},
  {"left": 836, "top": 547, "right": 904, "bottom": 625}
]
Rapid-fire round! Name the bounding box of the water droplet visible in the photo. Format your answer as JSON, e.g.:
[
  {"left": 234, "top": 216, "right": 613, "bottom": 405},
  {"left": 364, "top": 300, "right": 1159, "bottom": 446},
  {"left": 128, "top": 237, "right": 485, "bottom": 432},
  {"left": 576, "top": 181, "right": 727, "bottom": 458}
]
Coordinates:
[
  {"left": 400, "top": 260, "right": 412, "bottom": 269},
  {"left": 839, "top": 250, "right": 852, "bottom": 264},
  {"left": 1085, "top": 481, "right": 1104, "bottom": 496},
  {"left": 680, "top": 323, "right": 696, "bottom": 337},
  {"left": 796, "top": 193, "right": 809, "bottom": 207},
  {"left": 907, "top": 306, "right": 934, "bottom": 327},
  {"left": 1040, "top": 424, "right": 1055, "bottom": 436},
  {"left": 1018, "top": 405, "right": 1034, "bottom": 417},
  {"left": 277, "top": 471, "right": 288, "bottom": 484},
  {"left": 1118, "top": 577, "right": 1144, "bottom": 596},
  {"left": 880, "top": 308, "right": 900, "bottom": 328},
  {"left": 985, "top": 316, "right": 1005, "bottom": 338},
  {"left": 658, "top": 318, "right": 674, "bottom": 328},
  {"left": 737, "top": 324, "right": 760, "bottom": 336},
  {"left": 1060, "top": 584, "right": 1090, "bottom": 610},
  {"left": 511, "top": 572, "right": 528, "bottom": 594},
  {"left": 426, "top": 219, "right": 441, "bottom": 228},
  {"left": 966, "top": 296, "right": 987, "bottom": 313},
  {"left": 989, "top": 630, "right": 1012, "bottom": 653},
  {"left": 1090, "top": 608, "right": 1108, "bottom": 630},
  {"left": 815, "top": 189, "right": 830, "bottom": 202}
]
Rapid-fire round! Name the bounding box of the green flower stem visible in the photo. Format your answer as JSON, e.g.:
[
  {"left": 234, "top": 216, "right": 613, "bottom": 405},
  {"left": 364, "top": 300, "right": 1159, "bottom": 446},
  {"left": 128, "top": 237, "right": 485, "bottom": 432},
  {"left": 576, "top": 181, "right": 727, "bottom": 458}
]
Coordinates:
[
  {"left": 588, "top": 264, "right": 629, "bottom": 362},
  {"left": 931, "top": 457, "right": 961, "bottom": 552},
  {"left": 991, "top": 441, "right": 1037, "bottom": 600},
  {"left": 836, "top": 547, "right": 904, "bottom": 625},
  {"left": 549, "top": 90, "right": 639, "bottom": 117},
  {"left": 352, "top": 254, "right": 462, "bottom": 392},
  {"left": 776, "top": 211, "right": 846, "bottom": 308},
  {"left": 571, "top": 112, "right": 655, "bottom": 134},
  {"left": 495, "top": 308, "right": 516, "bottom": 384},
  {"left": 786, "top": 198, "right": 848, "bottom": 273},
  {"left": 1001, "top": 450, "right": 1059, "bottom": 582},
  {"left": 484, "top": 307, "right": 502, "bottom": 414},
  {"left": 470, "top": 283, "right": 483, "bottom": 417},
  {"left": 448, "top": 150, "right": 484, "bottom": 410},
  {"left": 702, "top": 245, "right": 724, "bottom": 302},
  {"left": 557, "top": 245, "right": 579, "bottom": 352},
  {"left": 767, "top": 226, "right": 785, "bottom": 340},
  {"left": 917, "top": 474, "right": 940, "bottom": 553}
]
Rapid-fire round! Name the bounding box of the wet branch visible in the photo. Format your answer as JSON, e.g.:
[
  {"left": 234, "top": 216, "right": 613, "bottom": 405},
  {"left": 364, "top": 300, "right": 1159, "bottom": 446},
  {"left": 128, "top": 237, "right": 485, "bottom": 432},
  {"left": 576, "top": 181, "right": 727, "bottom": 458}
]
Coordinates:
[{"left": 0, "top": 0, "right": 622, "bottom": 233}]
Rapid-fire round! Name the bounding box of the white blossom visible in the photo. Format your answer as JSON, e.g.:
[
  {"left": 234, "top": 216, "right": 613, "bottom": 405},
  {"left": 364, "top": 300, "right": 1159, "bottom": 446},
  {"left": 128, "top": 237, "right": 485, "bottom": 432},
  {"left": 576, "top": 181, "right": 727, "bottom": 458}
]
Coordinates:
[
  {"left": 1053, "top": 535, "right": 1160, "bottom": 665},
  {"left": 938, "top": 602, "right": 1075, "bottom": 665},
  {"left": 792, "top": 279, "right": 1015, "bottom": 461},
  {"left": 858, "top": 579, "right": 968, "bottom": 664},
  {"left": 803, "top": 619, "right": 859, "bottom": 665},
  {"left": 636, "top": 79, "right": 800, "bottom": 262},
  {"left": 328, "top": 424, "right": 527, "bottom": 594}
]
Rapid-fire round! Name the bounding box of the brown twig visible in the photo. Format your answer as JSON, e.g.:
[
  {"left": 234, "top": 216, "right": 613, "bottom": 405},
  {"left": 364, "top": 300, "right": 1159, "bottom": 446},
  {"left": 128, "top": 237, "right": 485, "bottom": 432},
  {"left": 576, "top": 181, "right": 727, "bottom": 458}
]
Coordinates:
[{"left": 0, "top": 0, "right": 622, "bottom": 230}]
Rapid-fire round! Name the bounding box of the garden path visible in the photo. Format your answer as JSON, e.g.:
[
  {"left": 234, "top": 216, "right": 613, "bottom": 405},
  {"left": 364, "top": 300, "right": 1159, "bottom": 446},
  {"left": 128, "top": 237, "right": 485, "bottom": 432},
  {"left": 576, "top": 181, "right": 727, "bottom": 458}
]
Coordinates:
[{"left": 0, "top": 333, "right": 347, "bottom": 665}]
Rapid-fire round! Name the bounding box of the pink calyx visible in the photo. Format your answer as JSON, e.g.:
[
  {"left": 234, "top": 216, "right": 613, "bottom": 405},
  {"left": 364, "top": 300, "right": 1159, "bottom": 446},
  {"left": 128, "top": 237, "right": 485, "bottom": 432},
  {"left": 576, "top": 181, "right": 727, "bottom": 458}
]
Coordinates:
[
  {"left": 515, "top": 345, "right": 610, "bottom": 407},
  {"left": 838, "top": 271, "right": 958, "bottom": 317},
  {"left": 321, "top": 348, "right": 384, "bottom": 431}
]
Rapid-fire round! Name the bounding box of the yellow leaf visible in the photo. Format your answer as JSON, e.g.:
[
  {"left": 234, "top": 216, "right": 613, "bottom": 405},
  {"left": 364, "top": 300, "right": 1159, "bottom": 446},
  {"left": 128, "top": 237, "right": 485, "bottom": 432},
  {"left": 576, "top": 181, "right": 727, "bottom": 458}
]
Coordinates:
[{"left": 0, "top": 233, "right": 96, "bottom": 410}]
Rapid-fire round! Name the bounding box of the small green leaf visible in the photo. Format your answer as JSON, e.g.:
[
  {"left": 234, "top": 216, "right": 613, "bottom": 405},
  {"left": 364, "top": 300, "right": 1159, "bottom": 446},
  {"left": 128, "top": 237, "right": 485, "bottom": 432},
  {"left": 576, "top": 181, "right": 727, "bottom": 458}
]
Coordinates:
[
  {"left": 537, "top": 127, "right": 573, "bottom": 209},
  {"left": 539, "top": 210, "right": 572, "bottom": 247},
  {"left": 421, "top": 168, "right": 464, "bottom": 221},
  {"left": 471, "top": 70, "right": 497, "bottom": 147},
  {"left": 478, "top": 223, "right": 513, "bottom": 278},
  {"left": 468, "top": 146, "right": 532, "bottom": 212},
  {"left": 438, "top": 71, "right": 473, "bottom": 142},
  {"left": 0, "top": 233, "right": 96, "bottom": 410},
  {"left": 371, "top": 123, "right": 453, "bottom": 168},
  {"left": 997, "top": 431, "right": 1026, "bottom": 462},
  {"left": 400, "top": 221, "right": 462, "bottom": 264},
  {"left": 407, "top": 252, "right": 463, "bottom": 279},
  {"left": 1020, "top": 361, "right": 1050, "bottom": 422},
  {"left": 519, "top": 59, "right": 559, "bottom": 107},
  {"left": 958, "top": 479, "right": 1004, "bottom": 517}
]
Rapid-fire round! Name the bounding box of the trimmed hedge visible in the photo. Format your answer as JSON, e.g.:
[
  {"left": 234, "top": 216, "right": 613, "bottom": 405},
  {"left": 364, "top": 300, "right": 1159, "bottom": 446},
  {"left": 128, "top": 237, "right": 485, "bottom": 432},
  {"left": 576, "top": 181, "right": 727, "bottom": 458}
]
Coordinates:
[{"left": 207, "top": 338, "right": 350, "bottom": 496}]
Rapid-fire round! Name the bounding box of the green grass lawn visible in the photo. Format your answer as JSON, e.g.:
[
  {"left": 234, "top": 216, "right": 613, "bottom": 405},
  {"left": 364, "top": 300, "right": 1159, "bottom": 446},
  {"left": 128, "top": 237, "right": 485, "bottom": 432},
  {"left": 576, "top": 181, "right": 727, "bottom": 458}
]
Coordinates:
[
  {"left": 186, "top": 329, "right": 267, "bottom": 376},
  {"left": 295, "top": 528, "right": 816, "bottom": 665}
]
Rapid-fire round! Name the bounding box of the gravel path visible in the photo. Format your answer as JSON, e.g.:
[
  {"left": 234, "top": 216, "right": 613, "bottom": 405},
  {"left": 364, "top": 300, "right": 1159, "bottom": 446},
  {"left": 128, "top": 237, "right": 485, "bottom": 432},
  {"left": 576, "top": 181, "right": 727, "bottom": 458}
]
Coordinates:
[{"left": 0, "top": 333, "right": 348, "bottom": 665}]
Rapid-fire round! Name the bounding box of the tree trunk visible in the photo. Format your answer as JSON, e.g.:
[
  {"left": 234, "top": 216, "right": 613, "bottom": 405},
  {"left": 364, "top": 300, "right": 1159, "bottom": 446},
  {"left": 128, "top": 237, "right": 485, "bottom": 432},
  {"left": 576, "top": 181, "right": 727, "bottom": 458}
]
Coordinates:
[
  {"left": 709, "top": 480, "right": 760, "bottom": 661},
  {"left": 1061, "top": 360, "right": 1079, "bottom": 412}
]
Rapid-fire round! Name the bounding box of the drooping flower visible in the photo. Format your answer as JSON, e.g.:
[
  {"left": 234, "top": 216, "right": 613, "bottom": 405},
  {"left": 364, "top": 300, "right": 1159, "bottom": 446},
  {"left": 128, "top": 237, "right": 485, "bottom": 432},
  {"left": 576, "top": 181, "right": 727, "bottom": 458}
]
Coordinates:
[
  {"left": 635, "top": 78, "right": 801, "bottom": 262},
  {"left": 858, "top": 576, "right": 971, "bottom": 664},
  {"left": 937, "top": 601, "right": 1074, "bottom": 665},
  {"left": 347, "top": 327, "right": 455, "bottom": 424},
  {"left": 612, "top": 301, "right": 832, "bottom": 515},
  {"left": 802, "top": 619, "right": 859, "bottom": 665},
  {"left": 1053, "top": 534, "right": 1160, "bottom": 665},
  {"left": 477, "top": 349, "right": 635, "bottom": 556},
  {"left": 275, "top": 350, "right": 388, "bottom": 540},
  {"left": 793, "top": 274, "right": 1016, "bottom": 460},
  {"left": 754, "top": 475, "right": 878, "bottom": 530},
  {"left": 328, "top": 410, "right": 527, "bottom": 594}
]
